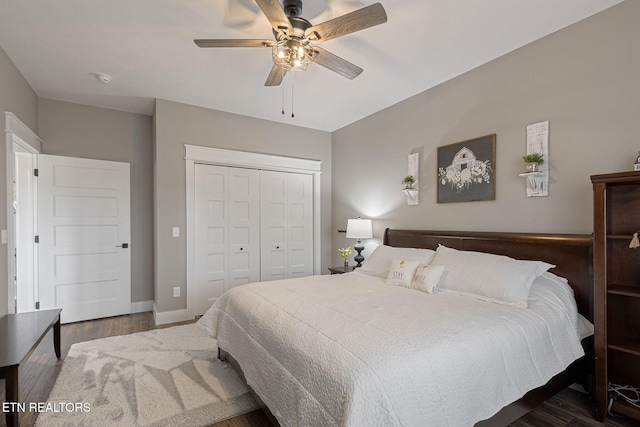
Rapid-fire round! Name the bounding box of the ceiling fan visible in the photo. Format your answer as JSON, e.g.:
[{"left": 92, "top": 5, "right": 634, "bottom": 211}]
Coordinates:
[{"left": 195, "top": 0, "right": 387, "bottom": 86}]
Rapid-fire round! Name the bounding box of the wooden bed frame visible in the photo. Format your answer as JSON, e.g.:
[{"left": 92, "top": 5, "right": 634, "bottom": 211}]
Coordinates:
[{"left": 220, "top": 229, "right": 594, "bottom": 426}]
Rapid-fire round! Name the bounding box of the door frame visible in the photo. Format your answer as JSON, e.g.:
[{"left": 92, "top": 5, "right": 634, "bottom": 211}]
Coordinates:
[
  {"left": 5, "top": 112, "right": 42, "bottom": 314},
  {"left": 185, "top": 145, "right": 322, "bottom": 320}
]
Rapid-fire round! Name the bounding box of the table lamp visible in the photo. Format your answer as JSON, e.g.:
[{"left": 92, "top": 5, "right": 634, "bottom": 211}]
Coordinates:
[{"left": 346, "top": 218, "right": 373, "bottom": 267}]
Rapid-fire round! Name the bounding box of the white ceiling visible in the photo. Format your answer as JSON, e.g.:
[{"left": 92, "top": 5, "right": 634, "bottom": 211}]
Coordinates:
[{"left": 0, "top": 0, "right": 623, "bottom": 132}]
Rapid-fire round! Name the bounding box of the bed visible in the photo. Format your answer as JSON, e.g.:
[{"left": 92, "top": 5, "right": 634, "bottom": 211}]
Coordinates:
[{"left": 197, "top": 229, "right": 594, "bottom": 426}]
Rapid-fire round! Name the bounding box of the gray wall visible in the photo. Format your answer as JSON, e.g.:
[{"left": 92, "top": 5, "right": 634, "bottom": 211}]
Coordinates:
[
  {"left": 154, "top": 99, "right": 332, "bottom": 313},
  {"left": 0, "top": 45, "right": 39, "bottom": 317},
  {"left": 38, "top": 99, "right": 154, "bottom": 303},
  {"left": 331, "top": 0, "right": 640, "bottom": 265}
]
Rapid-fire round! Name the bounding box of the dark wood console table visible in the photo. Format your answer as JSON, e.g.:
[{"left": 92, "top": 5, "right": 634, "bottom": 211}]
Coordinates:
[{"left": 0, "top": 309, "right": 62, "bottom": 427}]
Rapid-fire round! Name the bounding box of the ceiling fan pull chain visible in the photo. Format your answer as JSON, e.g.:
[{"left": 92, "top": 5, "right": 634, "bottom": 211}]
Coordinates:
[
  {"left": 291, "top": 71, "right": 295, "bottom": 118},
  {"left": 281, "top": 81, "right": 285, "bottom": 115}
]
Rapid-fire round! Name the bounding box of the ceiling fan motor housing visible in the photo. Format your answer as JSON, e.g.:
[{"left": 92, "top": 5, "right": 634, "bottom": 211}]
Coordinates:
[
  {"left": 272, "top": 16, "right": 311, "bottom": 39},
  {"left": 289, "top": 17, "right": 311, "bottom": 36}
]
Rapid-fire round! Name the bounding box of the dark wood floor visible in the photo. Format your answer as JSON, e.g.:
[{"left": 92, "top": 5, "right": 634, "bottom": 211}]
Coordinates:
[{"left": 1, "top": 312, "right": 637, "bottom": 427}]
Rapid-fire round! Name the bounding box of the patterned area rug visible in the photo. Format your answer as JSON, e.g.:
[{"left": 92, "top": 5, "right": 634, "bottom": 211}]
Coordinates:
[{"left": 35, "top": 324, "right": 259, "bottom": 427}]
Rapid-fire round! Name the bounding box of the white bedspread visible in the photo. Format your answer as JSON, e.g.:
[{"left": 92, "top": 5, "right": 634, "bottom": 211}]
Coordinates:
[{"left": 197, "top": 271, "right": 588, "bottom": 427}]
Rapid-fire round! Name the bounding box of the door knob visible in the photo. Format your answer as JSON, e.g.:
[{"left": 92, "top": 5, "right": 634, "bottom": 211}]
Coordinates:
[{"left": 116, "top": 243, "right": 129, "bottom": 248}]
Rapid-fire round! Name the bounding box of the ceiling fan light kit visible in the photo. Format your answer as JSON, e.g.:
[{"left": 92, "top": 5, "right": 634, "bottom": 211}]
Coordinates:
[
  {"left": 194, "top": 0, "right": 387, "bottom": 86},
  {"left": 272, "top": 37, "right": 314, "bottom": 71}
]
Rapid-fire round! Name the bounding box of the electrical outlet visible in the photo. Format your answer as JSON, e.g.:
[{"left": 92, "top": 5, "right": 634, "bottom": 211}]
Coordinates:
[
  {"left": 172, "top": 227, "right": 180, "bottom": 237},
  {"left": 173, "top": 287, "right": 180, "bottom": 297}
]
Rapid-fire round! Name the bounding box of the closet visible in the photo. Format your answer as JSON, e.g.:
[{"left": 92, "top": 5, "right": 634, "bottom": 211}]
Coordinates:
[{"left": 193, "top": 163, "right": 314, "bottom": 316}]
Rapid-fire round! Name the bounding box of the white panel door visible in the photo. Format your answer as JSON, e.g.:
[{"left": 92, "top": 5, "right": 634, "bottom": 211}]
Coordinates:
[
  {"left": 194, "top": 164, "right": 228, "bottom": 316},
  {"left": 228, "top": 167, "right": 260, "bottom": 288},
  {"left": 286, "top": 173, "right": 314, "bottom": 278},
  {"left": 193, "top": 164, "right": 261, "bottom": 315},
  {"left": 260, "top": 171, "right": 287, "bottom": 281},
  {"left": 38, "top": 154, "right": 131, "bottom": 323},
  {"left": 261, "top": 170, "right": 313, "bottom": 281}
]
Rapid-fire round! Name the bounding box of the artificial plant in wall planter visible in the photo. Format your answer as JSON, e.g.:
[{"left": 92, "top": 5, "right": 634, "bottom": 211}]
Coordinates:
[{"left": 523, "top": 153, "right": 544, "bottom": 173}]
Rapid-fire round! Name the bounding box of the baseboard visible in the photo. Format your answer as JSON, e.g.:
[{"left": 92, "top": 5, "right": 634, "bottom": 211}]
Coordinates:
[
  {"left": 152, "top": 303, "right": 192, "bottom": 325},
  {"left": 130, "top": 300, "right": 153, "bottom": 314}
]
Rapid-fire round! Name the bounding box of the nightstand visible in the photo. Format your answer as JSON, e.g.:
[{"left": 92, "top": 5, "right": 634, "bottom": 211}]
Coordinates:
[{"left": 328, "top": 266, "right": 356, "bottom": 274}]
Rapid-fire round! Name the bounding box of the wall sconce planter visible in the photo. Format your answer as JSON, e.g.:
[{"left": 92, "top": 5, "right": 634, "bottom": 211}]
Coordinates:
[
  {"left": 403, "top": 153, "right": 419, "bottom": 205},
  {"left": 519, "top": 121, "right": 549, "bottom": 197}
]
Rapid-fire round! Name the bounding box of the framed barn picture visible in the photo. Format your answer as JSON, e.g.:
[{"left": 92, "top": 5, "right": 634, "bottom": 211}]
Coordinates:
[{"left": 437, "top": 134, "right": 496, "bottom": 203}]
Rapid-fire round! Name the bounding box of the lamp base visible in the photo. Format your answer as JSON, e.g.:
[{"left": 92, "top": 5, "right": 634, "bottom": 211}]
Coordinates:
[{"left": 354, "top": 241, "right": 365, "bottom": 267}]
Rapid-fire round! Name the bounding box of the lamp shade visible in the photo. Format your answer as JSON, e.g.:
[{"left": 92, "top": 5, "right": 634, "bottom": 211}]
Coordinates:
[{"left": 346, "top": 218, "right": 373, "bottom": 239}]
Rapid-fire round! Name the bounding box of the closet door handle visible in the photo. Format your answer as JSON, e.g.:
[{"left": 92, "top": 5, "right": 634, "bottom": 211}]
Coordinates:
[{"left": 116, "top": 243, "right": 129, "bottom": 248}]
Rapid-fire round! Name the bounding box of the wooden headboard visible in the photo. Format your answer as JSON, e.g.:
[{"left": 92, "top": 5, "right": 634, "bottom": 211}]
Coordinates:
[{"left": 383, "top": 229, "right": 594, "bottom": 321}]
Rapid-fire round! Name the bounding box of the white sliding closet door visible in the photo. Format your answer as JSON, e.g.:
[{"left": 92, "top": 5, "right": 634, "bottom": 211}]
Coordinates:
[
  {"left": 194, "top": 164, "right": 227, "bottom": 315},
  {"left": 193, "top": 164, "right": 260, "bottom": 315},
  {"left": 261, "top": 170, "right": 313, "bottom": 281},
  {"left": 228, "top": 167, "right": 261, "bottom": 287}
]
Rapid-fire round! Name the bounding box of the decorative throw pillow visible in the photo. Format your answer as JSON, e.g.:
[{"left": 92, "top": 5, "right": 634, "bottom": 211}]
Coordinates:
[
  {"left": 358, "top": 245, "right": 436, "bottom": 277},
  {"left": 411, "top": 264, "right": 446, "bottom": 294},
  {"left": 385, "top": 259, "right": 422, "bottom": 287},
  {"left": 430, "top": 245, "right": 554, "bottom": 308}
]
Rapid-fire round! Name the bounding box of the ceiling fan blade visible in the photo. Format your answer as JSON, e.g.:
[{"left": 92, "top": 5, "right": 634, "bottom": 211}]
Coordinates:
[
  {"left": 254, "top": 0, "right": 293, "bottom": 34},
  {"left": 305, "top": 3, "right": 387, "bottom": 43},
  {"left": 312, "top": 47, "right": 363, "bottom": 80},
  {"left": 265, "top": 63, "right": 287, "bottom": 86},
  {"left": 194, "top": 39, "right": 274, "bottom": 48}
]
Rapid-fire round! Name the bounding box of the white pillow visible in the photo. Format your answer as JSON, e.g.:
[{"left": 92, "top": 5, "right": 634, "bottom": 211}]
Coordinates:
[
  {"left": 386, "top": 259, "right": 422, "bottom": 287},
  {"left": 411, "top": 264, "right": 445, "bottom": 294},
  {"left": 359, "top": 245, "right": 435, "bottom": 277},
  {"left": 430, "top": 245, "right": 554, "bottom": 308}
]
